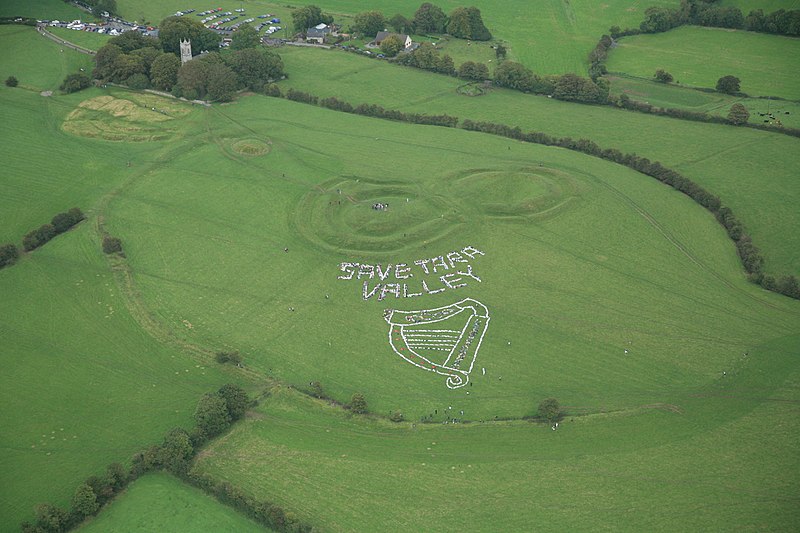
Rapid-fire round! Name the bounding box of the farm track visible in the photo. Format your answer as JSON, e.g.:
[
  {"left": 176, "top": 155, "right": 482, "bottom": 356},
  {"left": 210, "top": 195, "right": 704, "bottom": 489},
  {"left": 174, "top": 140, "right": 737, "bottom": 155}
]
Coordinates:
[{"left": 37, "top": 24, "right": 95, "bottom": 55}]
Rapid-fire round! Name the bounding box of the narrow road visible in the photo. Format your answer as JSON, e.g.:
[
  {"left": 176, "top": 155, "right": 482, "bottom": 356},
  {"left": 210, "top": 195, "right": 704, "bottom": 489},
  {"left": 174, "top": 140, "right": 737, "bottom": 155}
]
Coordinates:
[{"left": 36, "top": 24, "right": 96, "bottom": 55}]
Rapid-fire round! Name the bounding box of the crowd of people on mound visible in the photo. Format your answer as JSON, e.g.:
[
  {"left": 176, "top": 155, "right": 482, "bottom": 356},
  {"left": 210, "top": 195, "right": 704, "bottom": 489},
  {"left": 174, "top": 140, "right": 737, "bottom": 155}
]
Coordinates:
[{"left": 372, "top": 202, "right": 389, "bottom": 211}]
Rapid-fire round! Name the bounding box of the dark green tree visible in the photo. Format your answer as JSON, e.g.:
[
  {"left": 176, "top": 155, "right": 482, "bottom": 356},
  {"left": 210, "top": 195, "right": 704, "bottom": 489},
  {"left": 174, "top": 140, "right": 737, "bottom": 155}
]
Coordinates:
[
  {"left": 350, "top": 393, "right": 368, "bottom": 414},
  {"left": 149, "top": 52, "right": 180, "bottom": 90},
  {"left": 353, "top": 11, "right": 387, "bottom": 37},
  {"left": 495, "top": 43, "right": 507, "bottom": 60},
  {"left": 537, "top": 397, "right": 561, "bottom": 423},
  {"left": 108, "top": 31, "right": 159, "bottom": 53},
  {"left": 60, "top": 72, "right": 92, "bottom": 93},
  {"left": 194, "top": 392, "right": 231, "bottom": 438},
  {"left": 493, "top": 61, "right": 536, "bottom": 91},
  {"left": 218, "top": 383, "right": 250, "bottom": 420},
  {"left": 654, "top": 69, "right": 673, "bottom": 83},
  {"left": 71, "top": 483, "right": 99, "bottom": 519},
  {"left": 379, "top": 34, "right": 405, "bottom": 57},
  {"left": 176, "top": 57, "right": 211, "bottom": 98},
  {"left": 389, "top": 13, "right": 414, "bottom": 34},
  {"left": 5, "top": 75, "right": 18, "bottom": 87},
  {"left": 727, "top": 103, "right": 750, "bottom": 125},
  {"left": 33, "top": 503, "right": 69, "bottom": 533},
  {"left": 412, "top": 2, "right": 447, "bottom": 33},
  {"left": 159, "top": 428, "right": 194, "bottom": 474},
  {"left": 125, "top": 73, "right": 150, "bottom": 89},
  {"left": 447, "top": 7, "right": 491, "bottom": 40},
  {"left": 105, "top": 463, "right": 128, "bottom": 491},
  {"left": 205, "top": 62, "right": 237, "bottom": 102},
  {"left": 93, "top": 43, "right": 123, "bottom": 80},
  {"left": 0, "top": 243, "right": 19, "bottom": 268},
  {"left": 457, "top": 60, "right": 489, "bottom": 80},
  {"left": 102, "top": 236, "right": 123, "bottom": 254},
  {"left": 231, "top": 23, "right": 260, "bottom": 50},
  {"left": 291, "top": 5, "right": 333, "bottom": 32},
  {"left": 158, "top": 16, "right": 219, "bottom": 56},
  {"left": 130, "top": 46, "right": 161, "bottom": 76},
  {"left": 716, "top": 75, "right": 741, "bottom": 94},
  {"left": 227, "top": 48, "right": 284, "bottom": 91}
]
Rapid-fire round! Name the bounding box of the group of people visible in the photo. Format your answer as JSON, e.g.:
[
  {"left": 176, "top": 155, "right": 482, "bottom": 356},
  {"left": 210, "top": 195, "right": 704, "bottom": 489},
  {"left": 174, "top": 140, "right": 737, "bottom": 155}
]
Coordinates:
[{"left": 372, "top": 202, "right": 389, "bottom": 211}]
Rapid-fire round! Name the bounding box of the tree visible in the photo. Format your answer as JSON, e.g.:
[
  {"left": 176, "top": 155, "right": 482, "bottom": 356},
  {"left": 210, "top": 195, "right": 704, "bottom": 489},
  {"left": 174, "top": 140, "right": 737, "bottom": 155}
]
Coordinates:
[
  {"left": 389, "top": 13, "right": 413, "bottom": 34},
  {"left": 727, "top": 103, "right": 750, "bottom": 125},
  {"left": 231, "top": 23, "right": 259, "bottom": 50},
  {"left": 125, "top": 73, "right": 150, "bottom": 89},
  {"left": 0, "top": 243, "right": 19, "bottom": 268},
  {"left": 93, "top": 43, "right": 123, "bottom": 80},
  {"left": 59, "top": 72, "right": 92, "bottom": 93},
  {"left": 412, "top": 2, "right": 447, "bottom": 33},
  {"left": 102, "top": 236, "right": 123, "bottom": 254},
  {"left": 447, "top": 7, "right": 492, "bottom": 41},
  {"left": 194, "top": 392, "right": 231, "bottom": 439},
  {"left": 227, "top": 48, "right": 284, "bottom": 91},
  {"left": 130, "top": 46, "right": 161, "bottom": 76},
  {"left": 716, "top": 75, "right": 741, "bottom": 94},
  {"left": 150, "top": 52, "right": 180, "bottom": 90},
  {"left": 349, "top": 393, "right": 368, "bottom": 414},
  {"left": 654, "top": 69, "right": 673, "bottom": 83},
  {"left": 5, "top": 75, "right": 18, "bottom": 87},
  {"left": 108, "top": 53, "right": 146, "bottom": 83},
  {"left": 158, "top": 16, "right": 219, "bottom": 56},
  {"left": 177, "top": 57, "right": 210, "bottom": 98},
  {"left": 33, "top": 503, "right": 69, "bottom": 533},
  {"left": 553, "top": 73, "right": 605, "bottom": 103},
  {"left": 494, "top": 61, "right": 536, "bottom": 91},
  {"left": 537, "top": 397, "right": 561, "bottom": 423},
  {"left": 495, "top": 44, "right": 507, "bottom": 60},
  {"left": 71, "top": 483, "right": 99, "bottom": 519},
  {"left": 291, "top": 5, "right": 333, "bottom": 33},
  {"left": 353, "top": 11, "right": 387, "bottom": 37},
  {"left": 457, "top": 61, "right": 489, "bottom": 80},
  {"left": 159, "top": 428, "right": 194, "bottom": 474},
  {"left": 205, "top": 62, "right": 237, "bottom": 102},
  {"left": 379, "top": 34, "right": 405, "bottom": 57},
  {"left": 218, "top": 383, "right": 250, "bottom": 420},
  {"left": 105, "top": 463, "right": 128, "bottom": 491},
  {"left": 108, "top": 30, "right": 159, "bottom": 53}
]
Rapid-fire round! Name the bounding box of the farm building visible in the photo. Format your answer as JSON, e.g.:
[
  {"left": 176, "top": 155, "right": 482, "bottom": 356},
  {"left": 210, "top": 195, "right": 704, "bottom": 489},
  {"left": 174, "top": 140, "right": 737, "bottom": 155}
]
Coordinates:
[{"left": 373, "top": 31, "right": 412, "bottom": 50}]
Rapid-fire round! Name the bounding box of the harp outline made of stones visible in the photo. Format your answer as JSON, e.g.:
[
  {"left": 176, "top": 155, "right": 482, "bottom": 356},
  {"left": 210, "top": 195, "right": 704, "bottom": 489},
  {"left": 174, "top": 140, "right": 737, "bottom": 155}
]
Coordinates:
[{"left": 384, "top": 298, "right": 490, "bottom": 389}]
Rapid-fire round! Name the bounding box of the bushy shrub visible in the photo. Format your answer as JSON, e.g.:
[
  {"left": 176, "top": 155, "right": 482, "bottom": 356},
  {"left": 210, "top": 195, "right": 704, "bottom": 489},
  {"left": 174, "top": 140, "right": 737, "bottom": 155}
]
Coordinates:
[
  {"left": 5, "top": 75, "right": 18, "bottom": 87},
  {"left": 0, "top": 243, "right": 19, "bottom": 268},
  {"left": 102, "top": 236, "right": 123, "bottom": 254},
  {"left": 60, "top": 72, "right": 92, "bottom": 93}
]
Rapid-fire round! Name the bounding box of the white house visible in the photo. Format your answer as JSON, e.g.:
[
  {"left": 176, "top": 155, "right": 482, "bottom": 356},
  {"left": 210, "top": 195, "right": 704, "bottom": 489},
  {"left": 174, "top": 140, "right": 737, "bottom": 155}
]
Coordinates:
[{"left": 373, "top": 31, "right": 412, "bottom": 50}]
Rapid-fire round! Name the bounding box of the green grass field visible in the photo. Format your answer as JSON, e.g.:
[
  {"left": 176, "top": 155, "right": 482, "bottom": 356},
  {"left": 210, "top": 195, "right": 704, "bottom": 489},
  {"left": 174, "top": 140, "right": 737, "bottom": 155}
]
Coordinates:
[
  {"left": 277, "top": 46, "right": 800, "bottom": 277},
  {"left": 0, "top": 0, "right": 90, "bottom": 21},
  {"left": 3, "top": 2, "right": 800, "bottom": 531},
  {"left": 608, "top": 74, "right": 800, "bottom": 129},
  {"left": 606, "top": 25, "right": 800, "bottom": 100},
  {"left": 78, "top": 473, "right": 267, "bottom": 532},
  {"left": 0, "top": 25, "right": 94, "bottom": 92},
  {"left": 48, "top": 26, "right": 111, "bottom": 51}
]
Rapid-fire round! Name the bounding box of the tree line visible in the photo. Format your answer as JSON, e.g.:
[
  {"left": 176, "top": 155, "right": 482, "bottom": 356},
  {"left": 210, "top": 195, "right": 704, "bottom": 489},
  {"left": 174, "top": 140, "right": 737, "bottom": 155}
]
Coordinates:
[
  {"left": 0, "top": 208, "right": 88, "bottom": 271},
  {"left": 292, "top": 3, "right": 491, "bottom": 41},
  {"left": 87, "top": 16, "right": 284, "bottom": 102},
  {"left": 265, "top": 87, "right": 800, "bottom": 300},
  {"left": 21, "top": 384, "right": 316, "bottom": 533},
  {"left": 610, "top": 0, "right": 800, "bottom": 38}
]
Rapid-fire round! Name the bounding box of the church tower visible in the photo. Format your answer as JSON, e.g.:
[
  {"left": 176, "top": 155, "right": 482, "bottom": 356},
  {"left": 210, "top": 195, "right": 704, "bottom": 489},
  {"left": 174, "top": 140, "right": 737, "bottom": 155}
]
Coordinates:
[{"left": 179, "top": 39, "right": 192, "bottom": 64}]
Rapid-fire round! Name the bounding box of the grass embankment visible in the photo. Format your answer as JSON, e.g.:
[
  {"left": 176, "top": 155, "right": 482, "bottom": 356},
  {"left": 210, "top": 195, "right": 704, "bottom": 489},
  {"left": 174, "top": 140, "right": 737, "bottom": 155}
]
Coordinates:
[
  {"left": 78, "top": 473, "right": 268, "bottom": 532},
  {"left": 606, "top": 25, "right": 800, "bottom": 100},
  {"left": 277, "top": 46, "right": 800, "bottom": 277}
]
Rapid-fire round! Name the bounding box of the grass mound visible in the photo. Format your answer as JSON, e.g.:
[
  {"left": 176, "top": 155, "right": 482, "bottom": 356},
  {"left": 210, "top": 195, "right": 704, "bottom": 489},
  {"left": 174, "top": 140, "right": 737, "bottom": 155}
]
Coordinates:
[
  {"left": 63, "top": 94, "right": 188, "bottom": 142},
  {"left": 231, "top": 138, "right": 270, "bottom": 156}
]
